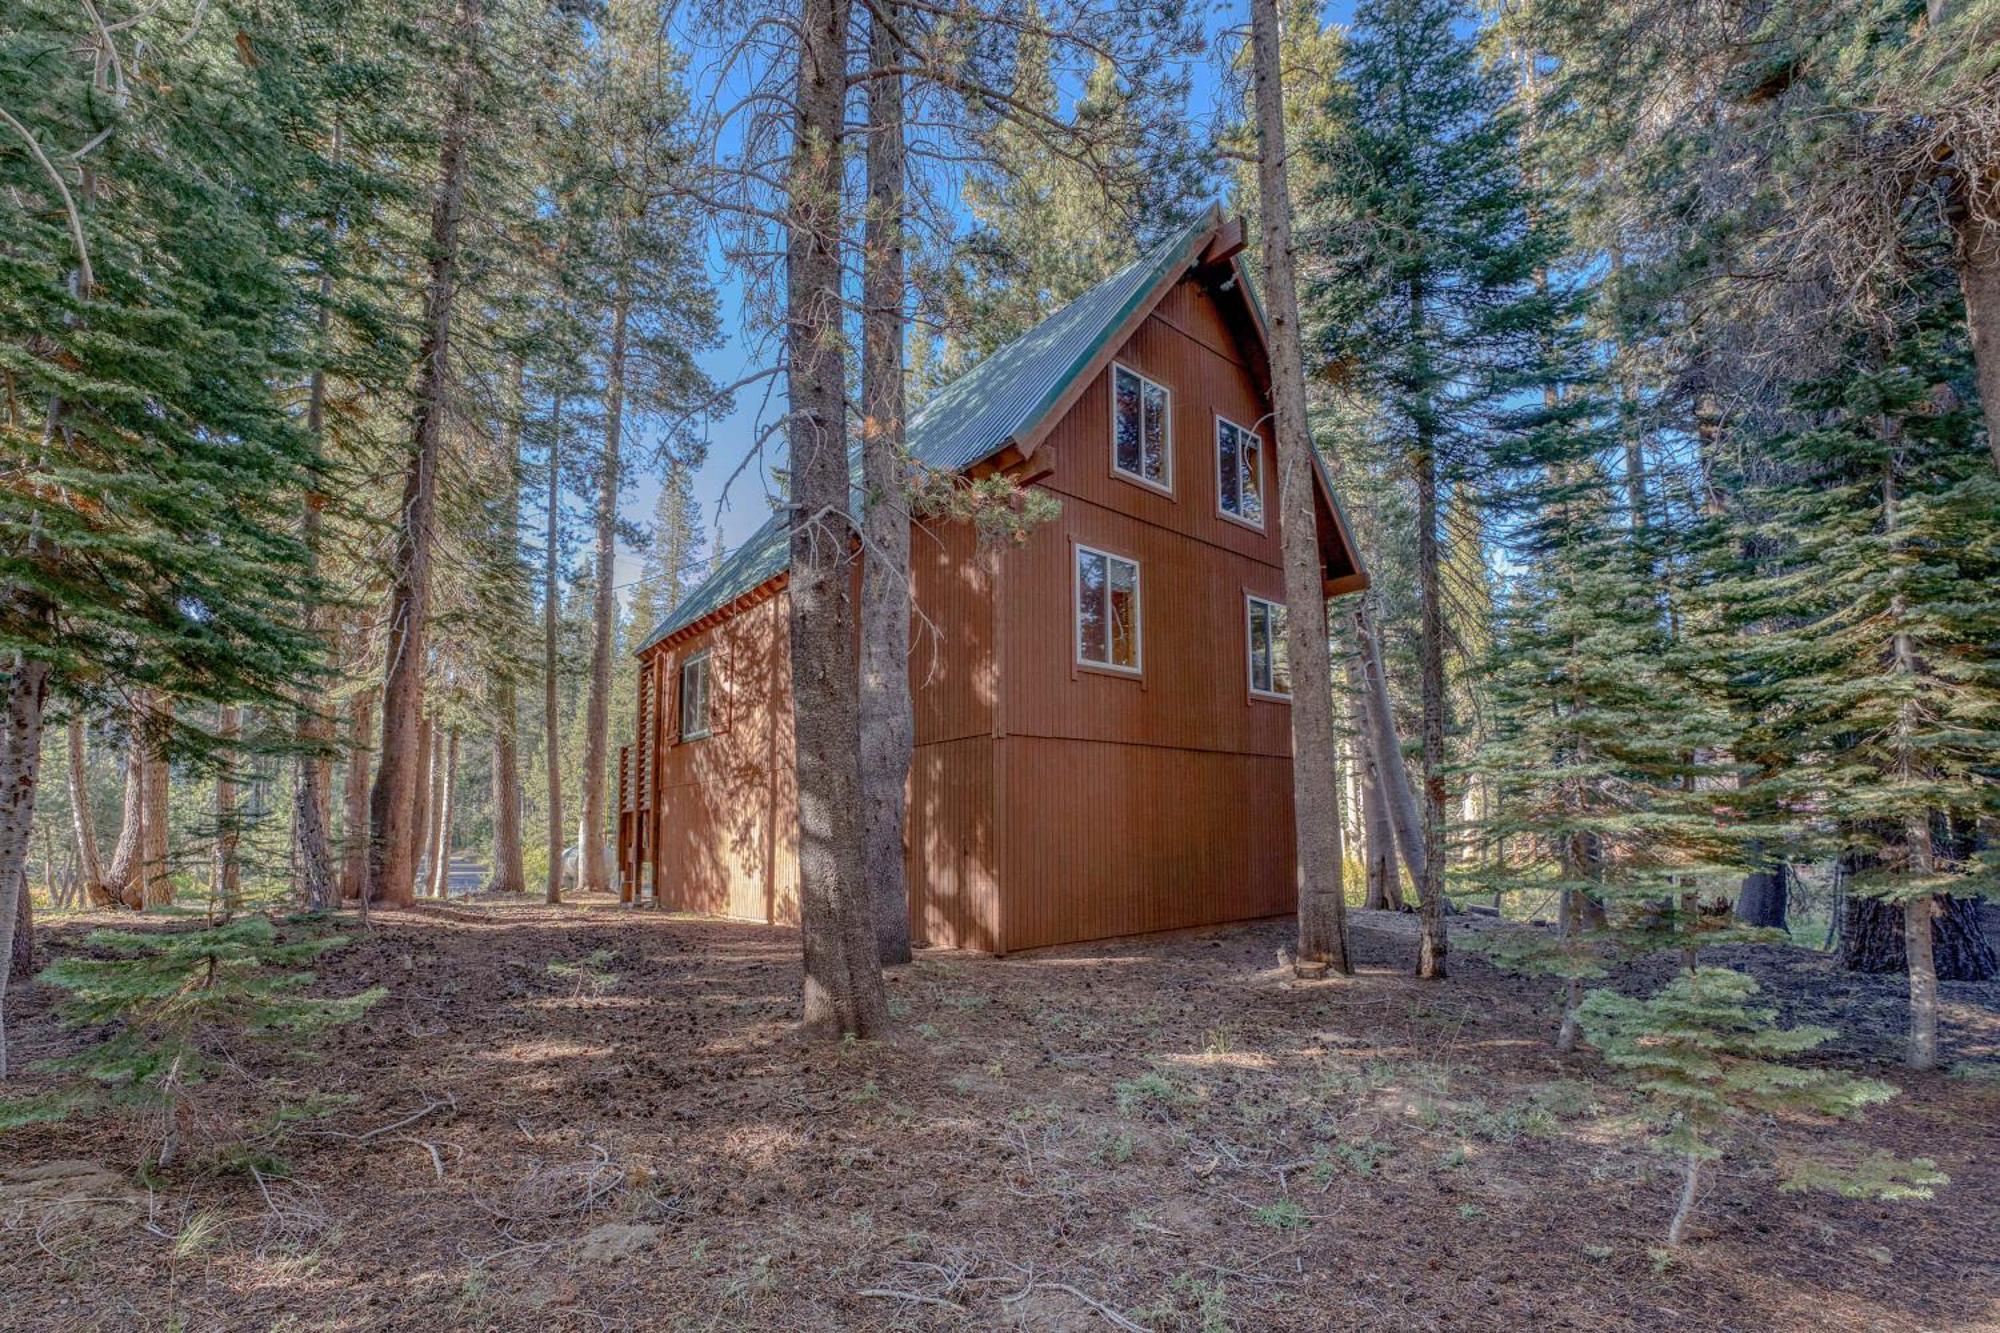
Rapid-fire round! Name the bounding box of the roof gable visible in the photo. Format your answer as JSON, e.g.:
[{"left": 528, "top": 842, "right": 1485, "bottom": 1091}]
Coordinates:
[{"left": 638, "top": 205, "right": 1364, "bottom": 655}]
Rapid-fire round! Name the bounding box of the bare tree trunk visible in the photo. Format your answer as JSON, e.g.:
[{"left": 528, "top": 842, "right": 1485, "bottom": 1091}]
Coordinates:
[
  {"left": 1947, "top": 165, "right": 2000, "bottom": 473},
  {"left": 860, "top": 0, "right": 914, "bottom": 967},
  {"left": 415, "top": 716, "right": 439, "bottom": 897},
  {"left": 0, "top": 657, "right": 52, "bottom": 1077},
  {"left": 106, "top": 713, "right": 143, "bottom": 900},
  {"left": 340, "top": 688, "right": 373, "bottom": 900},
  {"left": 1413, "top": 357, "right": 1449, "bottom": 980},
  {"left": 429, "top": 729, "right": 459, "bottom": 899},
  {"left": 216, "top": 704, "right": 242, "bottom": 914},
  {"left": 490, "top": 362, "right": 527, "bottom": 894},
  {"left": 787, "top": 0, "right": 887, "bottom": 1038},
  {"left": 367, "top": 0, "right": 481, "bottom": 909},
  {"left": 579, "top": 291, "right": 626, "bottom": 898},
  {"left": 1349, "top": 663, "right": 1403, "bottom": 912},
  {"left": 1349, "top": 602, "right": 1428, "bottom": 888},
  {"left": 1251, "top": 0, "right": 1350, "bottom": 976},
  {"left": 1734, "top": 857, "right": 1789, "bottom": 931},
  {"left": 139, "top": 707, "right": 170, "bottom": 910},
  {"left": 545, "top": 391, "right": 566, "bottom": 907},
  {"left": 65, "top": 717, "right": 103, "bottom": 900},
  {"left": 8, "top": 874, "right": 29, "bottom": 985}
]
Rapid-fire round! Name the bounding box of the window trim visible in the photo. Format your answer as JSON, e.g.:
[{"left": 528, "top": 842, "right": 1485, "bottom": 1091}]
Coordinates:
[
  {"left": 1245, "top": 593, "right": 1291, "bottom": 701},
  {"left": 1108, "top": 362, "right": 1174, "bottom": 496},
  {"left": 1215, "top": 414, "right": 1267, "bottom": 532},
  {"left": 1073, "top": 541, "right": 1144, "bottom": 678},
  {"left": 677, "top": 649, "right": 713, "bottom": 742}
]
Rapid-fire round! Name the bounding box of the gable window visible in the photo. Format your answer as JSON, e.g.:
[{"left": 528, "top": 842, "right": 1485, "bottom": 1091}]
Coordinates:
[
  {"left": 1246, "top": 596, "right": 1290, "bottom": 698},
  {"left": 1076, "top": 545, "right": 1141, "bottom": 673},
  {"left": 1217, "top": 417, "right": 1264, "bottom": 528},
  {"left": 678, "top": 650, "right": 712, "bottom": 741},
  {"left": 1112, "top": 364, "right": 1171, "bottom": 492}
]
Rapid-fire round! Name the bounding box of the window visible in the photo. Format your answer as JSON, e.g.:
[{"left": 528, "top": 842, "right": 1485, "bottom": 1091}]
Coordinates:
[
  {"left": 1076, "top": 545, "right": 1141, "bottom": 673},
  {"left": 678, "top": 650, "right": 712, "bottom": 741},
  {"left": 1247, "top": 596, "right": 1290, "bottom": 698},
  {"left": 1217, "top": 417, "right": 1264, "bottom": 527},
  {"left": 1112, "top": 364, "right": 1171, "bottom": 491}
]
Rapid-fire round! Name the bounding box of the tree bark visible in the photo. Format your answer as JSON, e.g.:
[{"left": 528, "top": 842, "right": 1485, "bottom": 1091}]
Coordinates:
[
  {"left": 8, "top": 874, "right": 29, "bottom": 985},
  {"left": 411, "top": 713, "right": 435, "bottom": 894},
  {"left": 139, "top": 706, "right": 170, "bottom": 909},
  {"left": 216, "top": 704, "right": 242, "bottom": 914},
  {"left": 0, "top": 657, "right": 52, "bottom": 1077},
  {"left": 1349, "top": 602, "right": 1427, "bottom": 889},
  {"left": 1412, "top": 341, "right": 1449, "bottom": 980},
  {"left": 340, "top": 687, "right": 373, "bottom": 901},
  {"left": 489, "top": 362, "right": 527, "bottom": 894},
  {"left": 65, "top": 717, "right": 103, "bottom": 900},
  {"left": 417, "top": 716, "right": 441, "bottom": 897},
  {"left": 1350, "top": 664, "right": 1404, "bottom": 912},
  {"left": 1842, "top": 893, "right": 1995, "bottom": 979},
  {"left": 545, "top": 390, "right": 566, "bottom": 907},
  {"left": 787, "top": 0, "right": 888, "bottom": 1037},
  {"left": 579, "top": 290, "right": 626, "bottom": 898},
  {"left": 428, "top": 728, "right": 459, "bottom": 899},
  {"left": 1947, "top": 163, "right": 2000, "bottom": 473},
  {"left": 1251, "top": 0, "right": 1350, "bottom": 976},
  {"left": 367, "top": 0, "right": 481, "bottom": 909},
  {"left": 1903, "top": 891, "right": 1939, "bottom": 1071},
  {"left": 860, "top": 0, "right": 915, "bottom": 967},
  {"left": 1733, "top": 858, "right": 1789, "bottom": 931},
  {"left": 106, "top": 712, "right": 143, "bottom": 901}
]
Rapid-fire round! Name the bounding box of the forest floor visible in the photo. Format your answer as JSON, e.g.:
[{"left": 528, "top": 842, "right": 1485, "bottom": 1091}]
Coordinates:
[{"left": 3, "top": 899, "right": 1997, "bottom": 1332}]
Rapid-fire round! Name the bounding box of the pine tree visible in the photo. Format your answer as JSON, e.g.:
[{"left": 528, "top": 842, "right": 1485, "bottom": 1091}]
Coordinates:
[
  {"left": 1577, "top": 967, "right": 1940, "bottom": 1246},
  {"left": 1301, "top": 0, "right": 1567, "bottom": 977},
  {"left": 1717, "top": 312, "right": 2000, "bottom": 1069}
]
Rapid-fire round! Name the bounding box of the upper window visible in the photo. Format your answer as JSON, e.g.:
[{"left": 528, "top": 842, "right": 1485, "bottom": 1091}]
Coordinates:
[
  {"left": 1247, "top": 596, "right": 1290, "bottom": 698},
  {"left": 1076, "top": 545, "right": 1141, "bottom": 673},
  {"left": 1217, "top": 417, "right": 1264, "bottom": 528},
  {"left": 678, "top": 650, "right": 712, "bottom": 741},
  {"left": 1112, "top": 364, "right": 1171, "bottom": 492}
]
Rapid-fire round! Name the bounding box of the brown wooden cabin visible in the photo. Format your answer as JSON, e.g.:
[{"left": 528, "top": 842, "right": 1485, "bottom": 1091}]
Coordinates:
[{"left": 616, "top": 208, "right": 1368, "bottom": 954}]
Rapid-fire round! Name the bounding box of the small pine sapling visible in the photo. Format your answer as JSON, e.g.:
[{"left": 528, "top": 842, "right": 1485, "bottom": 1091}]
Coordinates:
[
  {"left": 1, "top": 917, "right": 383, "bottom": 1167},
  {"left": 1577, "top": 967, "right": 1942, "bottom": 1246}
]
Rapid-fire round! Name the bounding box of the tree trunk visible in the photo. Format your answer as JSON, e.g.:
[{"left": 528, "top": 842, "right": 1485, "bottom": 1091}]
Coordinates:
[
  {"left": 216, "top": 704, "right": 242, "bottom": 914},
  {"left": 367, "top": 0, "right": 481, "bottom": 909},
  {"left": 1349, "top": 602, "right": 1428, "bottom": 889},
  {"left": 1903, "top": 892, "right": 1939, "bottom": 1071},
  {"left": 429, "top": 729, "right": 459, "bottom": 899},
  {"left": 139, "top": 708, "right": 170, "bottom": 909},
  {"left": 65, "top": 717, "right": 103, "bottom": 900},
  {"left": 340, "top": 687, "right": 373, "bottom": 901},
  {"left": 860, "top": 0, "right": 915, "bottom": 967},
  {"left": 417, "top": 716, "right": 441, "bottom": 897},
  {"left": 1948, "top": 167, "right": 2000, "bottom": 473},
  {"left": 545, "top": 390, "right": 566, "bottom": 907},
  {"left": 1841, "top": 893, "right": 1995, "bottom": 980},
  {"left": 8, "top": 874, "right": 29, "bottom": 985},
  {"left": 1734, "top": 858, "right": 1789, "bottom": 931},
  {"left": 489, "top": 362, "right": 527, "bottom": 894},
  {"left": 0, "top": 657, "right": 52, "bottom": 1077},
  {"left": 411, "top": 713, "right": 435, "bottom": 894},
  {"left": 787, "top": 0, "right": 888, "bottom": 1038},
  {"left": 579, "top": 292, "right": 626, "bottom": 898},
  {"left": 1251, "top": 0, "right": 1350, "bottom": 976},
  {"left": 1346, "top": 653, "right": 1401, "bottom": 911},
  {"left": 1412, "top": 348, "right": 1449, "bottom": 980},
  {"left": 106, "top": 712, "right": 143, "bottom": 900}
]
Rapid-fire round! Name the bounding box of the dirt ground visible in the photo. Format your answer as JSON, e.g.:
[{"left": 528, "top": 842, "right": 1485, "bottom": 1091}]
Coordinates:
[{"left": 3, "top": 900, "right": 1996, "bottom": 1332}]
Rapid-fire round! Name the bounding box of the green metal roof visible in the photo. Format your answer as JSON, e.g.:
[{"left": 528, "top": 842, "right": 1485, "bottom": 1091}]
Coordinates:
[{"left": 636, "top": 210, "right": 1220, "bottom": 654}]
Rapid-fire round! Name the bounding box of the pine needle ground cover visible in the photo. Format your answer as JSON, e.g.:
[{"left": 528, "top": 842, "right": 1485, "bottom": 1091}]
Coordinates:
[{"left": 2, "top": 903, "right": 1995, "bottom": 1331}]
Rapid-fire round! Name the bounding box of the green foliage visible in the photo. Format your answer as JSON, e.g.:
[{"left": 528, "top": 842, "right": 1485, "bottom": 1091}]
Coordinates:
[{"left": 0, "top": 918, "right": 382, "bottom": 1158}]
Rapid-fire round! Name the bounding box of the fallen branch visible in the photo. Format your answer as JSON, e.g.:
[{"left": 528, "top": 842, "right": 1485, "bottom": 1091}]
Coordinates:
[
  {"left": 857, "top": 1288, "right": 965, "bottom": 1313},
  {"left": 1001, "top": 1277, "right": 1146, "bottom": 1333},
  {"left": 298, "top": 1092, "right": 456, "bottom": 1145}
]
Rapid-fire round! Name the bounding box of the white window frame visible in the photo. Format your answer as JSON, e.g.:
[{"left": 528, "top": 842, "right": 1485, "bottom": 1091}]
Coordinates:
[
  {"left": 1074, "top": 543, "right": 1143, "bottom": 676},
  {"left": 1246, "top": 594, "right": 1290, "bottom": 700},
  {"left": 1215, "top": 415, "right": 1266, "bottom": 531},
  {"left": 678, "top": 650, "right": 713, "bottom": 741},
  {"left": 1109, "top": 362, "right": 1173, "bottom": 495}
]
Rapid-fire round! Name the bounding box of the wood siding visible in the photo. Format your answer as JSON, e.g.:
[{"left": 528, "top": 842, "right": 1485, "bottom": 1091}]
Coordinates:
[
  {"left": 628, "top": 265, "right": 1349, "bottom": 955},
  {"left": 991, "top": 272, "right": 1301, "bottom": 952}
]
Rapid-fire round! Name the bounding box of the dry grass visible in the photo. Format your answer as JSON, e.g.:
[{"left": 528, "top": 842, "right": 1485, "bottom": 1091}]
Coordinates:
[{"left": 1, "top": 900, "right": 1996, "bottom": 1331}]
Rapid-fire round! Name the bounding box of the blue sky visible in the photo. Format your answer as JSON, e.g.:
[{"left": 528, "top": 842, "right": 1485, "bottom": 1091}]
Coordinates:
[{"left": 611, "top": 1, "right": 1361, "bottom": 614}]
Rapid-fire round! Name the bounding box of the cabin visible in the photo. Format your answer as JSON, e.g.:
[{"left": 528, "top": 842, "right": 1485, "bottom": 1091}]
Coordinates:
[{"left": 615, "top": 208, "right": 1368, "bottom": 954}]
